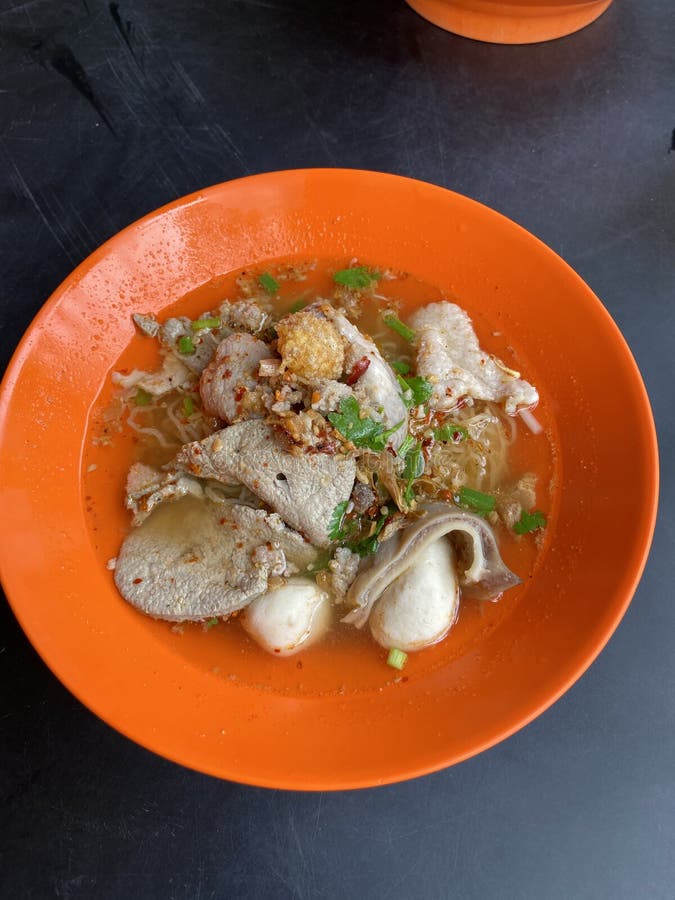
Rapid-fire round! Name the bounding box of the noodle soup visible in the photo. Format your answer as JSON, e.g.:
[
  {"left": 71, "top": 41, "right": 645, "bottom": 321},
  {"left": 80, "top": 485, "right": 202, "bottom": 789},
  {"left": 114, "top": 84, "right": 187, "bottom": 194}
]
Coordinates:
[{"left": 84, "top": 259, "right": 556, "bottom": 688}]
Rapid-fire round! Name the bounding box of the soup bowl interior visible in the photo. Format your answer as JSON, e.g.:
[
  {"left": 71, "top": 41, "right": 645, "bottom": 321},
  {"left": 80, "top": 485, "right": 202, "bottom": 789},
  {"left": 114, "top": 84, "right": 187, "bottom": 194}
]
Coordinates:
[{"left": 0, "top": 169, "right": 657, "bottom": 789}]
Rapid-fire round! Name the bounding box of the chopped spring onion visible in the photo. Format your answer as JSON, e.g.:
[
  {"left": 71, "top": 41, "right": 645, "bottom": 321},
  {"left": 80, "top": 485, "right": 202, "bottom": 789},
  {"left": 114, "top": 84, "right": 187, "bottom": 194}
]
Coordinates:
[
  {"left": 390, "top": 360, "right": 411, "bottom": 376},
  {"left": 435, "top": 423, "right": 468, "bottom": 443},
  {"left": 192, "top": 317, "right": 221, "bottom": 331},
  {"left": 383, "top": 313, "right": 415, "bottom": 342},
  {"left": 177, "top": 335, "right": 195, "bottom": 355},
  {"left": 259, "top": 272, "right": 280, "bottom": 294},
  {"left": 458, "top": 486, "right": 496, "bottom": 514},
  {"left": 514, "top": 509, "right": 547, "bottom": 535},
  {"left": 519, "top": 408, "right": 543, "bottom": 434},
  {"left": 205, "top": 617, "right": 219, "bottom": 630},
  {"left": 182, "top": 396, "right": 195, "bottom": 417},
  {"left": 289, "top": 299, "right": 307, "bottom": 313},
  {"left": 397, "top": 433, "right": 416, "bottom": 458},
  {"left": 387, "top": 647, "right": 408, "bottom": 670},
  {"left": 134, "top": 387, "right": 153, "bottom": 406},
  {"left": 333, "top": 266, "right": 378, "bottom": 289}
]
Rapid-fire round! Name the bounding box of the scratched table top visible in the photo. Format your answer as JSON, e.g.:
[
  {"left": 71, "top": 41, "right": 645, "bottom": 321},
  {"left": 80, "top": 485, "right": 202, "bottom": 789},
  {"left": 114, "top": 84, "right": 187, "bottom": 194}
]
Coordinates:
[{"left": 1, "top": 2, "right": 674, "bottom": 897}]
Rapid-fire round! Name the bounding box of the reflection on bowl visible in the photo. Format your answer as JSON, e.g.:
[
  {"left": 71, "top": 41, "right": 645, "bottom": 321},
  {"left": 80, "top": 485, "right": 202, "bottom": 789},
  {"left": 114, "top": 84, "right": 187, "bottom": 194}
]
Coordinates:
[{"left": 405, "top": 0, "right": 614, "bottom": 44}]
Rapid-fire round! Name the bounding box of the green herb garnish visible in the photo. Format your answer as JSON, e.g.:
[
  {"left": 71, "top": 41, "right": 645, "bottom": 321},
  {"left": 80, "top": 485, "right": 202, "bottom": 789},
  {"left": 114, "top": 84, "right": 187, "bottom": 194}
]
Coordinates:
[
  {"left": 397, "top": 433, "right": 415, "bottom": 459},
  {"left": 402, "top": 442, "right": 424, "bottom": 481},
  {"left": 347, "top": 508, "right": 389, "bottom": 558},
  {"left": 514, "top": 509, "right": 547, "bottom": 535},
  {"left": 182, "top": 396, "right": 195, "bottom": 417},
  {"left": 259, "top": 272, "right": 280, "bottom": 294},
  {"left": 177, "top": 335, "right": 195, "bottom": 355},
  {"left": 458, "top": 486, "right": 496, "bottom": 514},
  {"left": 333, "top": 266, "right": 378, "bottom": 289},
  {"left": 383, "top": 313, "right": 415, "bottom": 342},
  {"left": 391, "top": 360, "right": 411, "bottom": 376},
  {"left": 328, "top": 396, "right": 402, "bottom": 452},
  {"left": 134, "top": 387, "right": 153, "bottom": 406},
  {"left": 435, "top": 423, "right": 468, "bottom": 443},
  {"left": 401, "top": 441, "right": 424, "bottom": 505},
  {"left": 307, "top": 550, "right": 333, "bottom": 572},
  {"left": 204, "top": 617, "right": 219, "bottom": 630},
  {"left": 328, "top": 500, "right": 350, "bottom": 542},
  {"left": 289, "top": 299, "right": 307, "bottom": 313},
  {"left": 387, "top": 647, "right": 408, "bottom": 670},
  {"left": 349, "top": 534, "right": 379, "bottom": 557},
  {"left": 396, "top": 374, "right": 433, "bottom": 408},
  {"left": 192, "top": 317, "right": 221, "bottom": 331}
]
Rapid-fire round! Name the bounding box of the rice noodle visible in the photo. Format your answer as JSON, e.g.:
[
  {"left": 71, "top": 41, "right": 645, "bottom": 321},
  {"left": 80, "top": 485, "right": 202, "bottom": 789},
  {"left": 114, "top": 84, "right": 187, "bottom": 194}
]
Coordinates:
[
  {"left": 165, "top": 397, "right": 200, "bottom": 445},
  {"left": 428, "top": 400, "right": 510, "bottom": 493},
  {"left": 126, "top": 407, "right": 173, "bottom": 447}
]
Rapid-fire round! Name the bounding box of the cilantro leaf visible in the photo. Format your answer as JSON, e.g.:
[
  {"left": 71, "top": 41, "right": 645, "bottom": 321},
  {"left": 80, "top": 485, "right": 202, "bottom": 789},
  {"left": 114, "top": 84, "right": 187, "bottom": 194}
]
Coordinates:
[
  {"left": 328, "top": 500, "right": 350, "bottom": 541},
  {"left": 348, "top": 533, "right": 380, "bottom": 557},
  {"left": 402, "top": 442, "right": 424, "bottom": 504},
  {"left": 514, "top": 509, "right": 547, "bottom": 535},
  {"left": 328, "top": 397, "right": 401, "bottom": 451},
  {"left": 333, "top": 266, "right": 379, "bottom": 289},
  {"left": 346, "top": 508, "right": 389, "bottom": 557},
  {"left": 397, "top": 373, "right": 433, "bottom": 408}
]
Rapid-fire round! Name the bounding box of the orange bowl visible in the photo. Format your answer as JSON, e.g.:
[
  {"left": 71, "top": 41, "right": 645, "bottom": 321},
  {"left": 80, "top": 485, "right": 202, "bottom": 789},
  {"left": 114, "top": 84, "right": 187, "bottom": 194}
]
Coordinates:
[
  {"left": 405, "top": 0, "right": 614, "bottom": 44},
  {"left": 0, "top": 170, "right": 657, "bottom": 789}
]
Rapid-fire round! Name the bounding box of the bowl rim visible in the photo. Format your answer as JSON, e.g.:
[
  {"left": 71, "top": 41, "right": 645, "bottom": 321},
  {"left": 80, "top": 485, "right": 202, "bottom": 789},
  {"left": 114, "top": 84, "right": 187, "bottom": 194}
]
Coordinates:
[{"left": 0, "top": 168, "right": 659, "bottom": 789}]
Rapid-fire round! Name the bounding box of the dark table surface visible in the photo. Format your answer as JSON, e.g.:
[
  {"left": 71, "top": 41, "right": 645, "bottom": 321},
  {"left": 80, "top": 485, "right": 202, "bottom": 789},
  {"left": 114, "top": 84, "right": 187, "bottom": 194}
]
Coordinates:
[{"left": 1, "top": 1, "right": 673, "bottom": 897}]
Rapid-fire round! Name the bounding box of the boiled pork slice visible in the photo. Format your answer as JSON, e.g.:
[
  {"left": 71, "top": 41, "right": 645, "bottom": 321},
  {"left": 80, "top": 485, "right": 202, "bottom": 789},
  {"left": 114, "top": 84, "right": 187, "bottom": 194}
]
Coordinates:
[
  {"left": 410, "top": 301, "right": 538, "bottom": 415},
  {"left": 160, "top": 317, "right": 224, "bottom": 375},
  {"left": 125, "top": 462, "right": 204, "bottom": 526},
  {"left": 114, "top": 497, "right": 317, "bottom": 621},
  {"left": 199, "top": 333, "right": 274, "bottom": 423},
  {"left": 175, "top": 420, "right": 356, "bottom": 547}
]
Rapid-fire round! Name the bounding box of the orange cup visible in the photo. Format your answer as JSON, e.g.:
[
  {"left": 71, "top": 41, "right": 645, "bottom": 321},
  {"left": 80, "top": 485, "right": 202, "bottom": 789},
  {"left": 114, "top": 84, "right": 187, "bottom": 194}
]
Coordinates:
[{"left": 405, "top": 0, "right": 614, "bottom": 44}]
